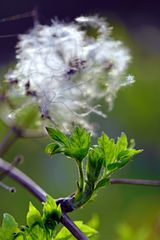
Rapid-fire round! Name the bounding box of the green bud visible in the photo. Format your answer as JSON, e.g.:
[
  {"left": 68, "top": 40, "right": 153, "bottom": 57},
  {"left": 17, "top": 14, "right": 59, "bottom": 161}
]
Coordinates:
[{"left": 87, "top": 147, "right": 103, "bottom": 183}]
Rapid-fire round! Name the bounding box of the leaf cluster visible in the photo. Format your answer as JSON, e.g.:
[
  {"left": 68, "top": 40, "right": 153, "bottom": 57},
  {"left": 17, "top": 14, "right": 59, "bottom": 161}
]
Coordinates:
[
  {"left": 0, "top": 194, "right": 97, "bottom": 240},
  {"left": 0, "top": 195, "right": 61, "bottom": 240},
  {"left": 45, "top": 127, "right": 142, "bottom": 208},
  {"left": 45, "top": 127, "right": 90, "bottom": 162}
]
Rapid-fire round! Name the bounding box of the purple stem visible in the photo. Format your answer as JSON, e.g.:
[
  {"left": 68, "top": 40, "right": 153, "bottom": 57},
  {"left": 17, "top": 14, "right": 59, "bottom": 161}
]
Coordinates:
[
  {"left": 0, "top": 128, "right": 18, "bottom": 157},
  {"left": 110, "top": 178, "right": 160, "bottom": 186}
]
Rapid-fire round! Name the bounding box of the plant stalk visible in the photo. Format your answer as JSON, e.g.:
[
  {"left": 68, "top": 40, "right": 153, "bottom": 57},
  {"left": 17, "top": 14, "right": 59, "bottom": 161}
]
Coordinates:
[
  {"left": 0, "top": 127, "right": 21, "bottom": 157},
  {"left": 77, "top": 161, "right": 84, "bottom": 191},
  {"left": 110, "top": 178, "right": 160, "bottom": 186},
  {"left": 61, "top": 213, "right": 88, "bottom": 240}
]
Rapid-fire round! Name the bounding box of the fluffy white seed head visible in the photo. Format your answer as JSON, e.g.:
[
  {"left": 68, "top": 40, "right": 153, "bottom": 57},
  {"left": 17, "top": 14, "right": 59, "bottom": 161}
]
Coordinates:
[{"left": 5, "top": 16, "right": 134, "bottom": 132}]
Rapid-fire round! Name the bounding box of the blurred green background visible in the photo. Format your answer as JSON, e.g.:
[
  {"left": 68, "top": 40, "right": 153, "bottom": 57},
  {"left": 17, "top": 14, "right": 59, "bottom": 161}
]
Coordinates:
[{"left": 0, "top": 1, "right": 160, "bottom": 239}]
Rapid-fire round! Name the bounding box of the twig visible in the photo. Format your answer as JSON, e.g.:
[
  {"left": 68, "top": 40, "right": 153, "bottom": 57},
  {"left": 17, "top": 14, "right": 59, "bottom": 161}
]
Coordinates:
[
  {"left": 61, "top": 213, "right": 88, "bottom": 240},
  {"left": 32, "top": 6, "right": 39, "bottom": 26},
  {"left": 0, "top": 158, "right": 88, "bottom": 240},
  {"left": 110, "top": 178, "right": 160, "bottom": 186},
  {"left": 0, "top": 158, "right": 46, "bottom": 201},
  {"left": 0, "top": 155, "right": 23, "bottom": 180},
  {"left": 0, "top": 181, "right": 16, "bottom": 193},
  {"left": 0, "top": 127, "right": 19, "bottom": 157},
  {"left": 0, "top": 11, "right": 35, "bottom": 24},
  {"left": 0, "top": 127, "right": 46, "bottom": 157}
]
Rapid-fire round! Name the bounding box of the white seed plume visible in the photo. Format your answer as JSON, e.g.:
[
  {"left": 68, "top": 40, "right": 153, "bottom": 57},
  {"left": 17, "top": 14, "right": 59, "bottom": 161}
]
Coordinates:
[{"left": 6, "top": 16, "right": 134, "bottom": 131}]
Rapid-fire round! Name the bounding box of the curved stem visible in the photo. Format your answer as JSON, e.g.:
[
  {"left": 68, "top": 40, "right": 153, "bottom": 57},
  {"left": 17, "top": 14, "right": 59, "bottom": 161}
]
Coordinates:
[
  {"left": 61, "top": 213, "right": 88, "bottom": 240},
  {"left": 0, "top": 158, "right": 88, "bottom": 240},
  {"left": 0, "top": 158, "right": 46, "bottom": 201},
  {"left": 110, "top": 178, "right": 160, "bottom": 186}
]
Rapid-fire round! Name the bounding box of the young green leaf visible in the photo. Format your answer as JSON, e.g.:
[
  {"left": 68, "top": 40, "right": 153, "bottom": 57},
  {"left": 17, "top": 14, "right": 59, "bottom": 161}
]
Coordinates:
[
  {"left": 26, "top": 224, "right": 45, "bottom": 240},
  {"left": 0, "top": 199, "right": 61, "bottom": 240},
  {"left": 65, "top": 127, "right": 91, "bottom": 162},
  {"left": 94, "top": 177, "right": 109, "bottom": 191},
  {"left": 87, "top": 147, "right": 103, "bottom": 183},
  {"left": 45, "top": 143, "right": 62, "bottom": 156},
  {"left": 98, "top": 131, "right": 142, "bottom": 176},
  {"left": 26, "top": 202, "right": 42, "bottom": 228},
  {"left": 0, "top": 213, "right": 19, "bottom": 240},
  {"left": 2, "top": 213, "right": 18, "bottom": 232},
  {"left": 98, "top": 133, "right": 116, "bottom": 166},
  {"left": 117, "top": 149, "right": 143, "bottom": 162},
  {"left": 43, "top": 195, "right": 58, "bottom": 217},
  {"left": 107, "top": 160, "right": 128, "bottom": 172},
  {"left": 46, "top": 127, "right": 91, "bottom": 162},
  {"left": 115, "top": 133, "right": 128, "bottom": 157},
  {"left": 42, "top": 195, "right": 61, "bottom": 230},
  {"left": 55, "top": 221, "right": 97, "bottom": 240},
  {"left": 46, "top": 127, "right": 69, "bottom": 146}
]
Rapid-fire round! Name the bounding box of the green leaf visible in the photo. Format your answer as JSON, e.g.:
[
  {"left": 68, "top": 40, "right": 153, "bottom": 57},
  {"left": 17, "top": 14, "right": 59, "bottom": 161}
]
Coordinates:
[
  {"left": 43, "top": 195, "right": 61, "bottom": 230},
  {"left": 65, "top": 127, "right": 91, "bottom": 162},
  {"left": 2, "top": 213, "right": 18, "bottom": 231},
  {"left": 115, "top": 133, "right": 128, "bottom": 158},
  {"left": 98, "top": 133, "right": 116, "bottom": 166},
  {"left": 87, "top": 147, "right": 103, "bottom": 182},
  {"left": 0, "top": 199, "right": 61, "bottom": 240},
  {"left": 98, "top": 131, "right": 142, "bottom": 177},
  {"left": 43, "top": 195, "right": 58, "bottom": 217},
  {"left": 46, "top": 127, "right": 69, "bottom": 146},
  {"left": 45, "top": 143, "right": 62, "bottom": 155},
  {"left": 26, "top": 202, "right": 42, "bottom": 228},
  {"left": 0, "top": 213, "right": 19, "bottom": 240},
  {"left": 46, "top": 127, "right": 91, "bottom": 162},
  {"left": 107, "top": 160, "right": 128, "bottom": 171},
  {"left": 55, "top": 221, "right": 97, "bottom": 240},
  {"left": 118, "top": 149, "right": 143, "bottom": 161},
  {"left": 94, "top": 177, "right": 109, "bottom": 190},
  {"left": 28, "top": 223, "right": 45, "bottom": 240}
]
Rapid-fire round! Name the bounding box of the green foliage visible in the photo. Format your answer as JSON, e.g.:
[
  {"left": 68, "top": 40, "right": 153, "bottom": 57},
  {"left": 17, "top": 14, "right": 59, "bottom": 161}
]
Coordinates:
[
  {"left": 0, "top": 127, "right": 142, "bottom": 240},
  {"left": 46, "top": 127, "right": 142, "bottom": 208},
  {"left": 46, "top": 127, "right": 90, "bottom": 162},
  {"left": 0, "top": 202, "right": 97, "bottom": 240},
  {"left": 55, "top": 221, "right": 97, "bottom": 240},
  {"left": 65, "top": 127, "right": 91, "bottom": 162},
  {"left": 46, "top": 128, "right": 69, "bottom": 146},
  {"left": 0, "top": 195, "right": 61, "bottom": 240},
  {"left": 43, "top": 195, "right": 61, "bottom": 231},
  {"left": 98, "top": 132, "right": 142, "bottom": 176},
  {"left": 27, "top": 202, "right": 42, "bottom": 228},
  {"left": 87, "top": 146, "right": 104, "bottom": 183},
  {"left": 0, "top": 213, "right": 19, "bottom": 240}
]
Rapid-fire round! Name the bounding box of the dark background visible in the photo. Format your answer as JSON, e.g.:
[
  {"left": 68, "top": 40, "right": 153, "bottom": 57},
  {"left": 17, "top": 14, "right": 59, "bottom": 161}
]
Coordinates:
[{"left": 0, "top": 0, "right": 160, "bottom": 61}]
